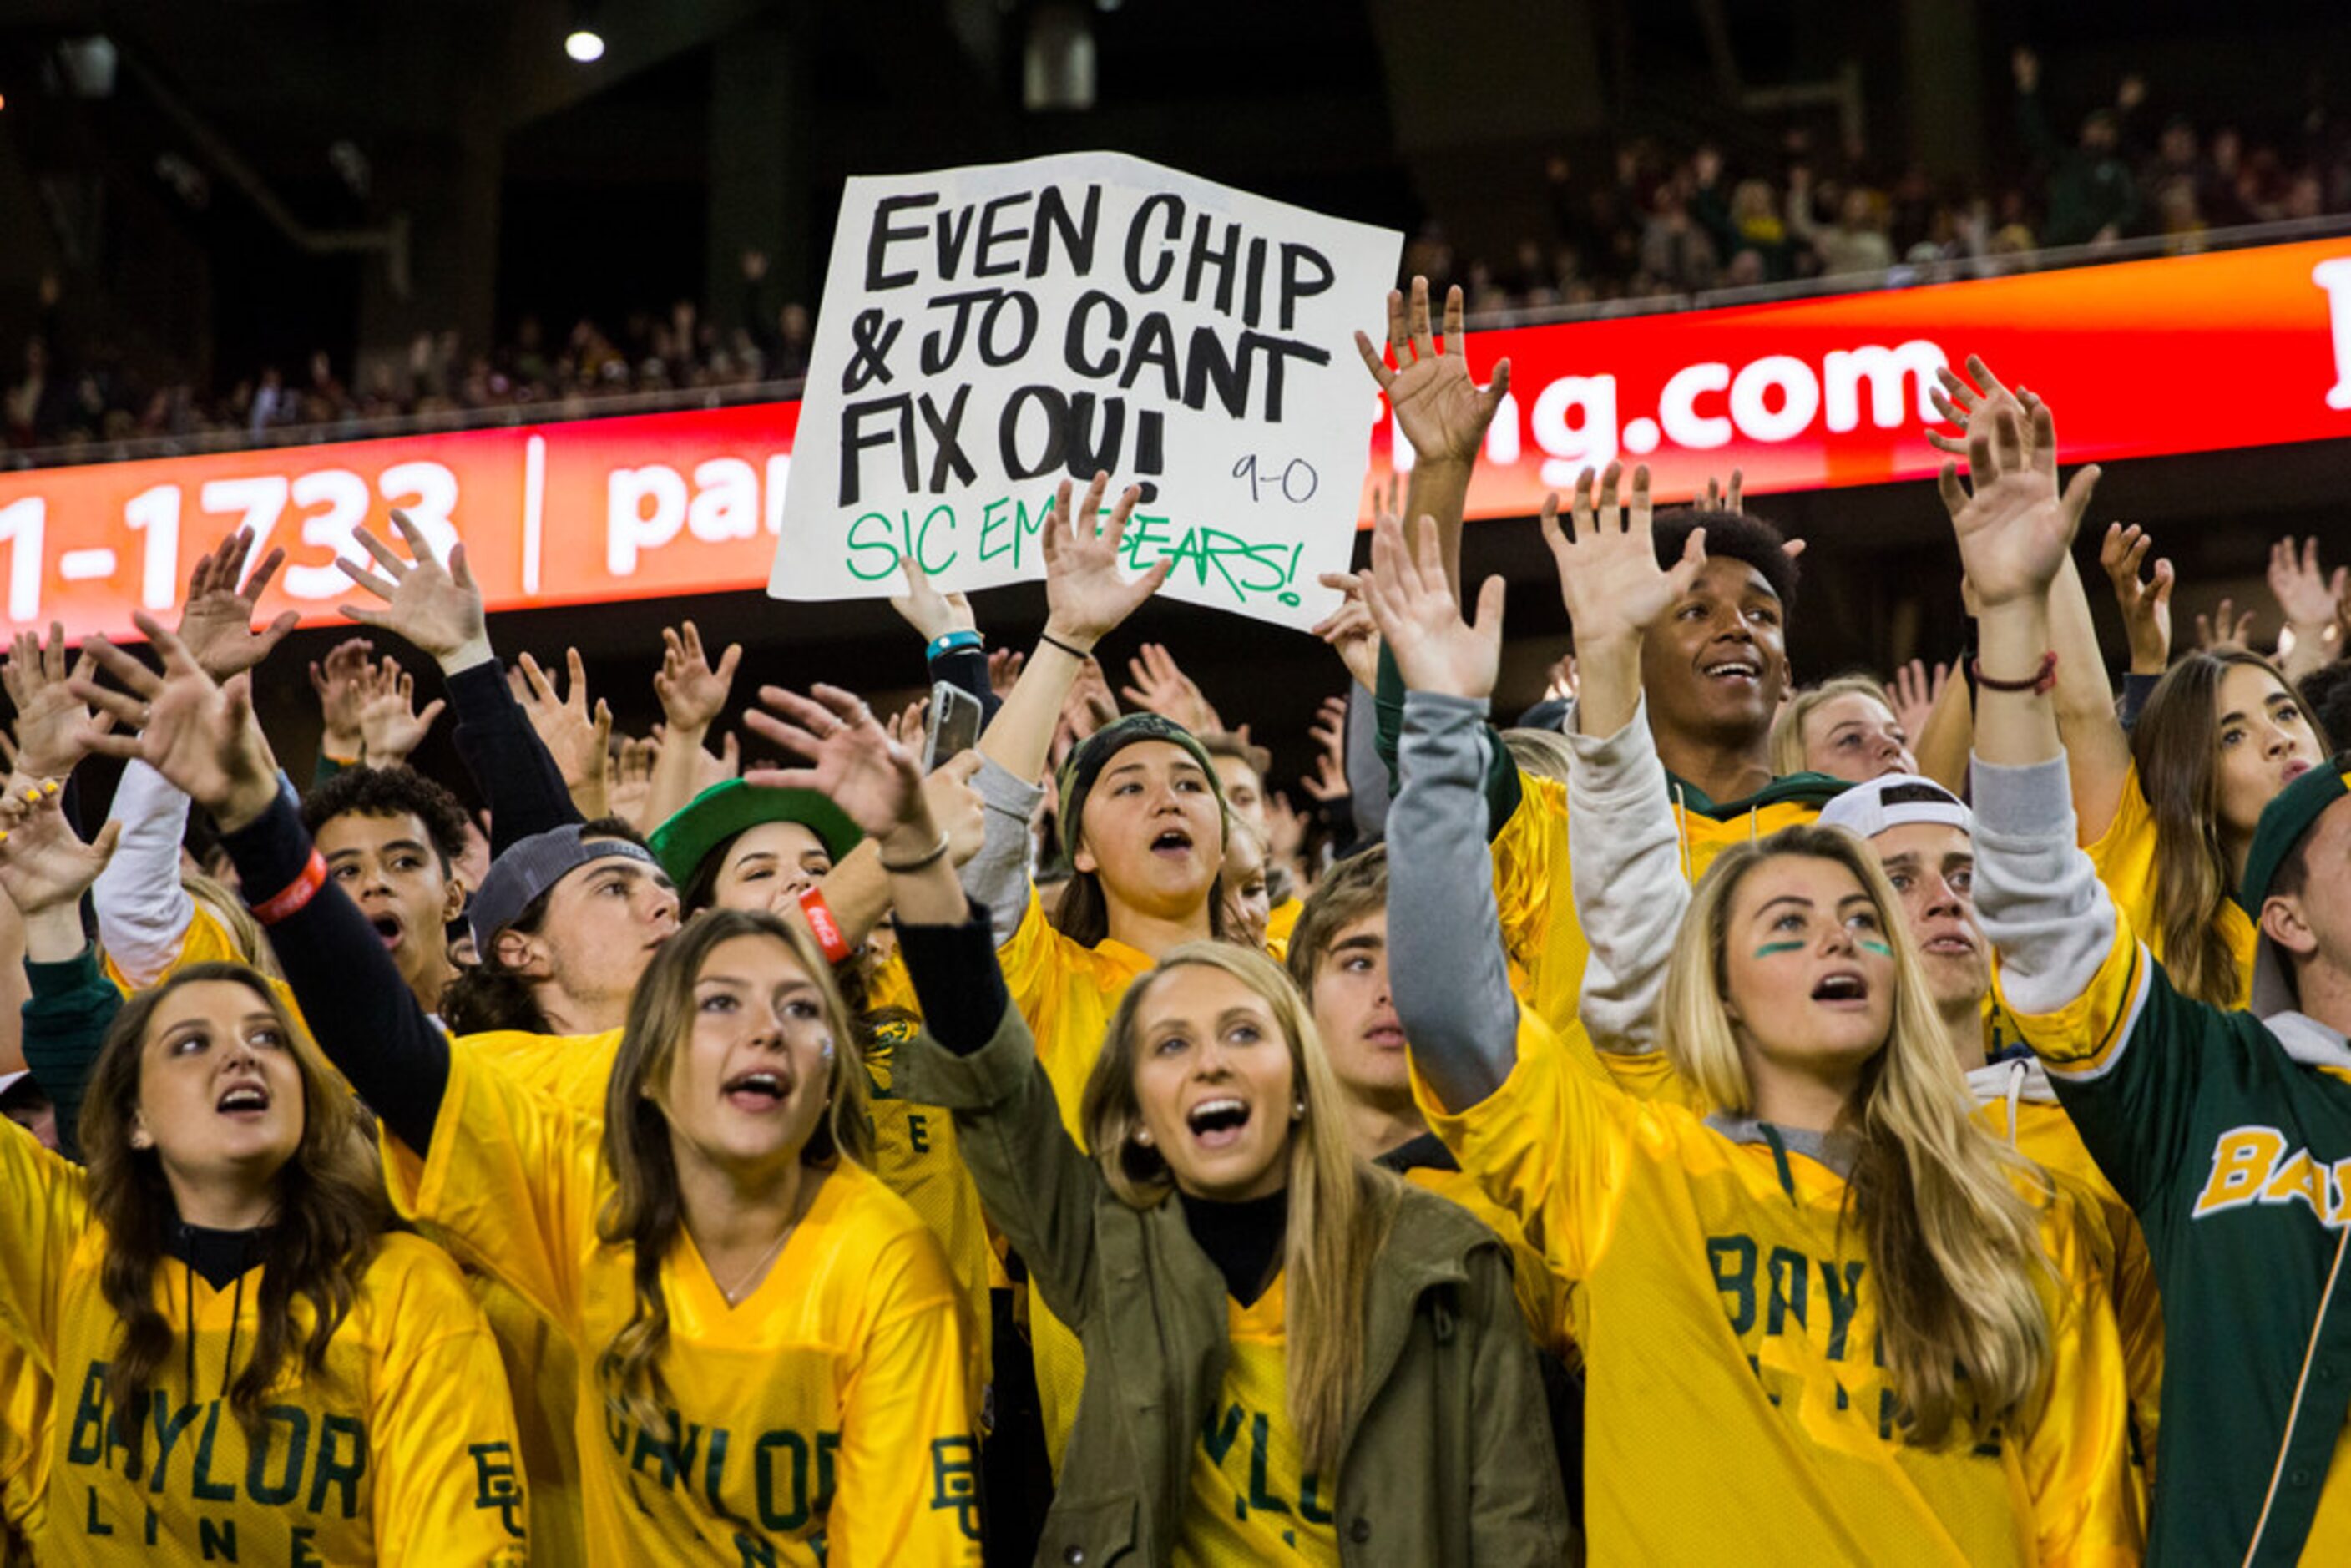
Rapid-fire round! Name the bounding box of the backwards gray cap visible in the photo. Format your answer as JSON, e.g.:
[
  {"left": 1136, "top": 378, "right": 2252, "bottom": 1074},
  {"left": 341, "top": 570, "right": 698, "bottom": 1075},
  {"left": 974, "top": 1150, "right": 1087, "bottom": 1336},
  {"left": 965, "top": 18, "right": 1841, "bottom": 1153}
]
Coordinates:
[{"left": 470, "top": 824, "right": 661, "bottom": 950}]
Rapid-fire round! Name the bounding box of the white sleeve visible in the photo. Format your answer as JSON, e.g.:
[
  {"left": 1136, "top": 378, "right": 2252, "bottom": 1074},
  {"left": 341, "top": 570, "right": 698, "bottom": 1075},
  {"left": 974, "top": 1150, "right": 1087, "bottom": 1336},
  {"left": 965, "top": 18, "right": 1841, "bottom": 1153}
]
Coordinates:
[
  {"left": 89, "top": 761, "right": 196, "bottom": 988},
  {"left": 1566, "top": 696, "right": 1688, "bottom": 1055},
  {"left": 1971, "top": 754, "right": 2119, "bottom": 1017}
]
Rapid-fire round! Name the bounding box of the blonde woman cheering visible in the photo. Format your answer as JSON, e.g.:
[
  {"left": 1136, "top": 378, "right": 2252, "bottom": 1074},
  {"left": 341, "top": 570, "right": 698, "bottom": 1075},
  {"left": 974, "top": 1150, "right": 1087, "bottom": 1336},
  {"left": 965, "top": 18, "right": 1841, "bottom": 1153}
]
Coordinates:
[
  {"left": 751, "top": 682, "right": 1571, "bottom": 1565},
  {"left": 1362, "top": 509, "right": 2139, "bottom": 1564}
]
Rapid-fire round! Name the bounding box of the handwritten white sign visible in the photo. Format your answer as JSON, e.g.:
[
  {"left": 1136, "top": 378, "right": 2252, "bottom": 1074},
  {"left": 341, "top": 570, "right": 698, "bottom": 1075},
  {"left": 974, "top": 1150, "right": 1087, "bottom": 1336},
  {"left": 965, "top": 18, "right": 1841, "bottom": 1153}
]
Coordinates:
[{"left": 769, "top": 151, "right": 1401, "bottom": 630}]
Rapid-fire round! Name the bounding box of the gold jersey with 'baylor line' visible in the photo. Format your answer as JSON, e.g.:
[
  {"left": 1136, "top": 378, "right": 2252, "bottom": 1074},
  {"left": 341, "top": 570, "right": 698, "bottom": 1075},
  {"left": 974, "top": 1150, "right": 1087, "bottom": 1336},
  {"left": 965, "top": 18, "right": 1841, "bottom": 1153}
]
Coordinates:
[
  {"left": 384, "top": 1045, "right": 981, "bottom": 1567},
  {"left": 1413, "top": 1006, "right": 2141, "bottom": 1565},
  {"left": 0, "top": 1129, "right": 528, "bottom": 1565}
]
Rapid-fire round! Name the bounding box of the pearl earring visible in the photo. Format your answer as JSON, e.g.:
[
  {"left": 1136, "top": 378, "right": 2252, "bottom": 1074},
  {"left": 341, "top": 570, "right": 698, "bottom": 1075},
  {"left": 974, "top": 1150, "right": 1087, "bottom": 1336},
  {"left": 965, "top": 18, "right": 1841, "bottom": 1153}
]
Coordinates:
[{"left": 1135, "top": 1128, "right": 1155, "bottom": 1148}]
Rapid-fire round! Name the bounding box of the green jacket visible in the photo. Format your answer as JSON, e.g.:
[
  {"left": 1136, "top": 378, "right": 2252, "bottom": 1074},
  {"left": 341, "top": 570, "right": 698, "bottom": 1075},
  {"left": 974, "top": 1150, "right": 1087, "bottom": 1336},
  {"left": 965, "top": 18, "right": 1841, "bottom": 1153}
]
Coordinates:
[{"left": 902, "top": 1003, "right": 1571, "bottom": 1567}]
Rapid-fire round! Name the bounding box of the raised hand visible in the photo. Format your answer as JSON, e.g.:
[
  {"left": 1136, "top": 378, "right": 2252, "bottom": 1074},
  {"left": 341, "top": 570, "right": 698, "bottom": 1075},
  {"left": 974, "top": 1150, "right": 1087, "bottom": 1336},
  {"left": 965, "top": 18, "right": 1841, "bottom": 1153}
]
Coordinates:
[
  {"left": 608, "top": 735, "right": 659, "bottom": 829},
  {"left": 1120, "top": 642, "right": 1223, "bottom": 733},
  {"left": 3, "top": 622, "right": 114, "bottom": 780},
  {"left": 2193, "top": 597, "right": 2257, "bottom": 654},
  {"left": 1310, "top": 571, "right": 1381, "bottom": 693},
  {"left": 1061, "top": 656, "right": 1120, "bottom": 742},
  {"left": 1544, "top": 654, "right": 1579, "bottom": 701},
  {"left": 1361, "top": 513, "right": 1505, "bottom": 701},
  {"left": 1937, "top": 400, "right": 2101, "bottom": 612},
  {"left": 1701, "top": 469, "right": 1744, "bottom": 514},
  {"left": 1298, "top": 695, "right": 1351, "bottom": 805},
  {"left": 0, "top": 778, "right": 123, "bottom": 917},
  {"left": 986, "top": 648, "right": 1025, "bottom": 697},
  {"left": 1926, "top": 355, "right": 2042, "bottom": 467},
  {"left": 653, "top": 620, "right": 742, "bottom": 734},
  {"left": 924, "top": 751, "right": 988, "bottom": 867},
  {"left": 1883, "top": 660, "right": 1949, "bottom": 746},
  {"left": 511, "top": 649, "right": 612, "bottom": 809},
  {"left": 70, "top": 612, "right": 281, "bottom": 830},
  {"left": 1040, "top": 472, "right": 1172, "bottom": 654},
  {"left": 2268, "top": 536, "right": 2348, "bottom": 635},
  {"left": 881, "top": 699, "right": 928, "bottom": 754},
  {"left": 175, "top": 527, "right": 300, "bottom": 681},
  {"left": 2098, "top": 523, "right": 2175, "bottom": 675},
  {"left": 1538, "top": 463, "right": 1702, "bottom": 645},
  {"left": 357, "top": 655, "right": 446, "bottom": 765},
  {"left": 699, "top": 731, "right": 741, "bottom": 793},
  {"left": 743, "top": 685, "right": 931, "bottom": 843},
  {"left": 336, "top": 508, "right": 490, "bottom": 670},
  {"left": 310, "top": 637, "right": 375, "bottom": 759},
  {"left": 1354, "top": 276, "right": 1512, "bottom": 468},
  {"left": 888, "top": 554, "right": 978, "bottom": 644}
]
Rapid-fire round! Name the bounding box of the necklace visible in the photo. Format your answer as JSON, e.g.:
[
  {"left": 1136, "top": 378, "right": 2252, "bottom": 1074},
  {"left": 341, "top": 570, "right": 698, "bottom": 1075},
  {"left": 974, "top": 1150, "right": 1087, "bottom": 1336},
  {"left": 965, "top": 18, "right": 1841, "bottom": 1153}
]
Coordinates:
[{"left": 712, "top": 1216, "right": 798, "bottom": 1306}]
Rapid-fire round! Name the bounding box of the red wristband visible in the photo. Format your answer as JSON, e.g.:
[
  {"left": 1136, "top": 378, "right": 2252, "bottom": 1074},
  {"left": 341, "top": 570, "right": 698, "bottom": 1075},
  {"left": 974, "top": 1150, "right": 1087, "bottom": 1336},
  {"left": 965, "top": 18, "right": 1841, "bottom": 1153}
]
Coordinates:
[
  {"left": 250, "top": 850, "right": 330, "bottom": 925},
  {"left": 1969, "top": 650, "right": 2060, "bottom": 695},
  {"left": 799, "top": 888, "right": 853, "bottom": 965}
]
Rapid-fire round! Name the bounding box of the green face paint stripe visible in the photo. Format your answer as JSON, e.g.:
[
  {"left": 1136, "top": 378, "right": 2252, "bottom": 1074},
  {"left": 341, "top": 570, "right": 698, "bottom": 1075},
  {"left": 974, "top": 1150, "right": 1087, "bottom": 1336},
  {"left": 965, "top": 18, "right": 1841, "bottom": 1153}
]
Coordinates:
[
  {"left": 1753, "top": 941, "right": 1806, "bottom": 958},
  {"left": 1859, "top": 940, "right": 1894, "bottom": 958}
]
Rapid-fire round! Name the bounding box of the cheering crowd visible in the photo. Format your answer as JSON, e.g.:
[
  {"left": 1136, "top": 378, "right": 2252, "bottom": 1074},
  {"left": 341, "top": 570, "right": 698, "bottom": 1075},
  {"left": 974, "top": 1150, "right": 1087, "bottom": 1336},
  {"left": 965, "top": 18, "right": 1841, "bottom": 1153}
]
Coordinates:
[{"left": 2, "top": 275, "right": 2350, "bottom": 1565}]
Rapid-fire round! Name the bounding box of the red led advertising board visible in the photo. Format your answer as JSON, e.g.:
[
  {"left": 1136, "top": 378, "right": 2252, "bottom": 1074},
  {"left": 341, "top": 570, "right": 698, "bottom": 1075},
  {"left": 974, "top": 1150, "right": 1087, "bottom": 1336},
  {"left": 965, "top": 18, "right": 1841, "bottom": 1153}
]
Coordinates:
[{"left": 5, "top": 237, "right": 2349, "bottom": 642}]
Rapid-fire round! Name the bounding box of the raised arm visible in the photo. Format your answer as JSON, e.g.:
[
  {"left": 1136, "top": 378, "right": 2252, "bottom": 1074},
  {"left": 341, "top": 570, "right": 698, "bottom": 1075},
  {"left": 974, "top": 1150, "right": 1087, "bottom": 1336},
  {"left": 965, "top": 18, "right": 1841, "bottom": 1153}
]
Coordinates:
[
  {"left": 73, "top": 615, "right": 452, "bottom": 1153},
  {"left": 1536, "top": 463, "right": 1709, "bottom": 1052},
  {"left": 756, "top": 685, "right": 1107, "bottom": 1327},
  {"left": 963, "top": 473, "right": 1169, "bottom": 936},
  {"left": 0, "top": 621, "right": 179, "bottom": 993},
  {"left": 336, "top": 509, "right": 578, "bottom": 852},
  {"left": 644, "top": 620, "right": 742, "bottom": 832},
  {"left": 355, "top": 655, "right": 446, "bottom": 771},
  {"left": 94, "top": 533, "right": 311, "bottom": 985},
  {"left": 1930, "top": 357, "right": 2131, "bottom": 837},
  {"left": 1942, "top": 397, "right": 2118, "bottom": 1001},
  {"left": 1352, "top": 276, "right": 1511, "bottom": 591},
  {"left": 0, "top": 781, "right": 124, "bottom": 1160},
  {"left": 891, "top": 556, "right": 1002, "bottom": 730},
  {"left": 2267, "top": 536, "right": 2346, "bottom": 683},
  {"left": 1360, "top": 512, "right": 1522, "bottom": 1110}
]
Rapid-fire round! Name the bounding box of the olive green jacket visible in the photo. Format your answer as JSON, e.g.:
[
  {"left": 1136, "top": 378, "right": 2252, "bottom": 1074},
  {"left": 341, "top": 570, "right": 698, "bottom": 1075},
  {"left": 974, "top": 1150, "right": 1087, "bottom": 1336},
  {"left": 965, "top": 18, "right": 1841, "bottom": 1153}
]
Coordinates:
[{"left": 902, "top": 1002, "right": 1571, "bottom": 1567}]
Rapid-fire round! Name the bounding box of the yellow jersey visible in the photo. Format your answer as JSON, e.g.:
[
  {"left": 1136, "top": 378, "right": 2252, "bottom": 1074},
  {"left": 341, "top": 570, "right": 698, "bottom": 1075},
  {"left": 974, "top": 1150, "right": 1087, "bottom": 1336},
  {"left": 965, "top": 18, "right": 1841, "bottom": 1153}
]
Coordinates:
[
  {"left": 1974, "top": 1080, "right": 2165, "bottom": 1474},
  {"left": 0, "top": 1336, "right": 47, "bottom": 1566},
  {"left": 0, "top": 1130, "right": 528, "bottom": 1565},
  {"left": 2084, "top": 762, "right": 2256, "bottom": 1007},
  {"left": 446, "top": 1026, "right": 626, "bottom": 1568},
  {"left": 1172, "top": 1275, "right": 1337, "bottom": 1567},
  {"left": 1492, "top": 769, "right": 1843, "bottom": 1038},
  {"left": 1412, "top": 1009, "right": 2141, "bottom": 1565},
  {"left": 383, "top": 1046, "right": 980, "bottom": 1566},
  {"left": 1263, "top": 896, "right": 1304, "bottom": 949}
]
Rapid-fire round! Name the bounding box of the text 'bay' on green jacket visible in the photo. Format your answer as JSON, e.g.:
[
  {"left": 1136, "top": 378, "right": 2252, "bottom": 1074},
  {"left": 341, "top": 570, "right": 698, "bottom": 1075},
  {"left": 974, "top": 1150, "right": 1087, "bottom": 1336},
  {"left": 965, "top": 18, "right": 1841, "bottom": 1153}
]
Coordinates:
[{"left": 898, "top": 1001, "right": 1573, "bottom": 1568}]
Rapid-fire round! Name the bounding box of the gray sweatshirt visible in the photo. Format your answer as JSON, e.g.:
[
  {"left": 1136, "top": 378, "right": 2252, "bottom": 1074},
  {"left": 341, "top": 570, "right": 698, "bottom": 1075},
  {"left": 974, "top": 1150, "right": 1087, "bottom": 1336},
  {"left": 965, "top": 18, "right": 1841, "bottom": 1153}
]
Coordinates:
[
  {"left": 962, "top": 755, "right": 1045, "bottom": 943},
  {"left": 1386, "top": 690, "right": 1523, "bottom": 1110}
]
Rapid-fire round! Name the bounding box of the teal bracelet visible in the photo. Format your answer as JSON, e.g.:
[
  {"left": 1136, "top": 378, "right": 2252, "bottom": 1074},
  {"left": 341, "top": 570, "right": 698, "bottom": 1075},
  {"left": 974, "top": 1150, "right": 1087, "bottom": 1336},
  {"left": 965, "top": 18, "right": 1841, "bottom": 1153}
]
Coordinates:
[{"left": 927, "top": 630, "right": 983, "bottom": 660}]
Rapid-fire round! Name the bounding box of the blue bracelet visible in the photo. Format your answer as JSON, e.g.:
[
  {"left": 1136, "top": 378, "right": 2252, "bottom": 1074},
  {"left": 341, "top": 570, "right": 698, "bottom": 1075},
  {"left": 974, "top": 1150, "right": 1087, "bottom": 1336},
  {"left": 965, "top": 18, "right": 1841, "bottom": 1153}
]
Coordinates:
[{"left": 928, "top": 630, "right": 983, "bottom": 660}]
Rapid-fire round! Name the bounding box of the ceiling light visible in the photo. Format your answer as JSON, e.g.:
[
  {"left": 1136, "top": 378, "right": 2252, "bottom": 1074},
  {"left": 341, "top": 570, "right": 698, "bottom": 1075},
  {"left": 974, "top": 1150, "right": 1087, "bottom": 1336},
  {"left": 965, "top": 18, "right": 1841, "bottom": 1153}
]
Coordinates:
[{"left": 564, "top": 30, "right": 605, "bottom": 63}]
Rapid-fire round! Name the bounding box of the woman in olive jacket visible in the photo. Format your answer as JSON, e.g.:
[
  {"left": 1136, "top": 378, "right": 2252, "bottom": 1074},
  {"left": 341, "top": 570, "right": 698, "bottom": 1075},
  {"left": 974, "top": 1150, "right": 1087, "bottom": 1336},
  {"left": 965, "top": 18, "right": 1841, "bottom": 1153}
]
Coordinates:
[{"left": 754, "top": 684, "right": 1570, "bottom": 1566}]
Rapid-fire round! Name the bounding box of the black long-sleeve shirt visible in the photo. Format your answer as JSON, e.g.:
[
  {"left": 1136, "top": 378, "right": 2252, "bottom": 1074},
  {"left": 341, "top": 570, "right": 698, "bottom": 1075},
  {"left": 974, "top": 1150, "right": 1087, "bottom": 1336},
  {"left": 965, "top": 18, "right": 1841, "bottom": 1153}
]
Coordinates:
[
  {"left": 446, "top": 660, "right": 582, "bottom": 854},
  {"left": 221, "top": 786, "right": 449, "bottom": 1150}
]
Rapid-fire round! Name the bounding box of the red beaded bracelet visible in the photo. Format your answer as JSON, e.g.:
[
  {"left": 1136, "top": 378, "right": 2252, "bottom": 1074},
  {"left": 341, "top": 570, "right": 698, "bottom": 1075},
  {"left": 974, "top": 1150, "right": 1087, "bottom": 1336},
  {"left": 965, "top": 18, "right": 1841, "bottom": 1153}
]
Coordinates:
[{"left": 1969, "top": 650, "right": 2060, "bottom": 695}]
